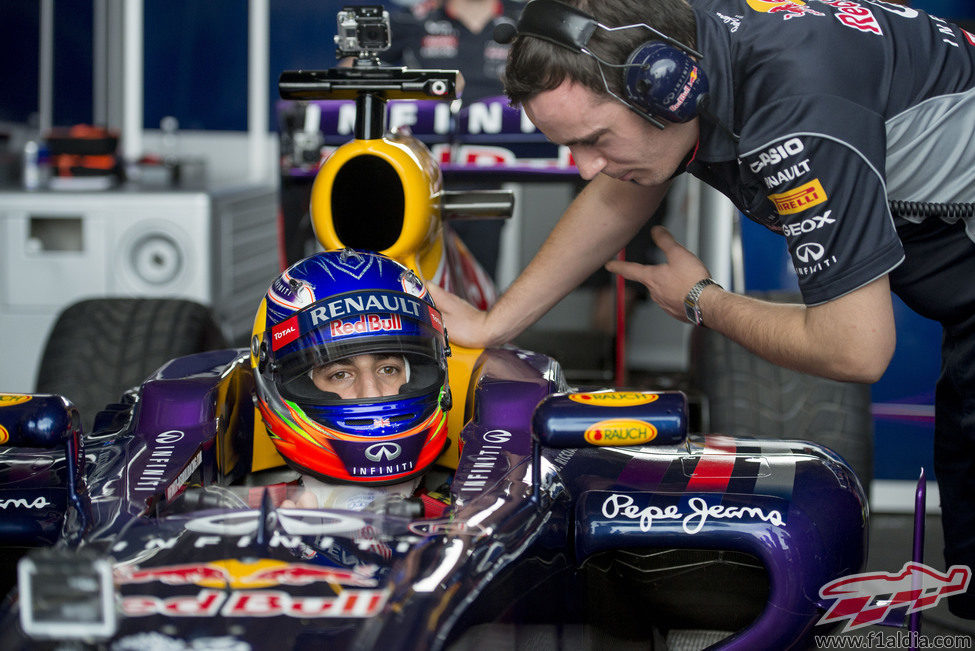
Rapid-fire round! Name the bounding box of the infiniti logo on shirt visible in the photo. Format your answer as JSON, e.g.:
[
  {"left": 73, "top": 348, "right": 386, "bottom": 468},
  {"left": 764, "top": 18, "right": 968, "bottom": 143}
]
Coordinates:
[
  {"left": 795, "top": 242, "right": 826, "bottom": 263},
  {"left": 365, "top": 443, "right": 402, "bottom": 462}
]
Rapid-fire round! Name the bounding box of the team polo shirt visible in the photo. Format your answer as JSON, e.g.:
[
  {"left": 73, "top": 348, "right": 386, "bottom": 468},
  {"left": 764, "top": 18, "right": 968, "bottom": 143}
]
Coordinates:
[
  {"left": 388, "top": 2, "right": 520, "bottom": 101},
  {"left": 685, "top": 0, "right": 975, "bottom": 307}
]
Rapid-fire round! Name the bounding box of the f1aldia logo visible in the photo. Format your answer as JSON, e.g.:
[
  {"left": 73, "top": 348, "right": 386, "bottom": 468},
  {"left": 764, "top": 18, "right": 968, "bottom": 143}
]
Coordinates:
[
  {"left": 818, "top": 562, "right": 971, "bottom": 631},
  {"left": 365, "top": 442, "right": 401, "bottom": 462}
]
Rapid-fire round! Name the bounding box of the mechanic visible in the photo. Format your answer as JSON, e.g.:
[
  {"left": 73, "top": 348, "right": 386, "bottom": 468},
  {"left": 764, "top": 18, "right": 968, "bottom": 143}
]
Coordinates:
[
  {"left": 386, "top": 0, "right": 523, "bottom": 281},
  {"left": 425, "top": 0, "right": 975, "bottom": 618},
  {"left": 251, "top": 249, "right": 452, "bottom": 511},
  {"left": 388, "top": 0, "right": 520, "bottom": 106}
]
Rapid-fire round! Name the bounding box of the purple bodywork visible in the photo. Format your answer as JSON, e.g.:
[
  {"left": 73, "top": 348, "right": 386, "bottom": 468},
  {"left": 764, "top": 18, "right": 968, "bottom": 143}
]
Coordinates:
[{"left": 0, "top": 344, "right": 868, "bottom": 649}]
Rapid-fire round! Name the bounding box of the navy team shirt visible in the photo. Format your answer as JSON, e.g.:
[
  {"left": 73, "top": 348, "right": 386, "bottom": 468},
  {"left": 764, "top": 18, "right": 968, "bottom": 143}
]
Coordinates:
[{"left": 685, "top": 0, "right": 975, "bottom": 315}]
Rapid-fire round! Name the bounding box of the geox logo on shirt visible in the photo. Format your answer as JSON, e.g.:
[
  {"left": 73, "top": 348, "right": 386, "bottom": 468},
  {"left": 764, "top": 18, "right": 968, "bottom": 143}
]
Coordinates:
[{"left": 768, "top": 179, "right": 828, "bottom": 215}]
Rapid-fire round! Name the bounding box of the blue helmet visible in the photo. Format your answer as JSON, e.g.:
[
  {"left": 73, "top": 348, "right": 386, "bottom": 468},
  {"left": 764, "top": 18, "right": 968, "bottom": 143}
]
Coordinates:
[{"left": 251, "top": 250, "right": 450, "bottom": 484}]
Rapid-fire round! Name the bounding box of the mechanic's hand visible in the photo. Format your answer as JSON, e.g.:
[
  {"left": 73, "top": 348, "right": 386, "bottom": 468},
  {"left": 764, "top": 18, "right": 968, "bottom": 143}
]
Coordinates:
[
  {"left": 426, "top": 282, "right": 494, "bottom": 348},
  {"left": 604, "top": 226, "right": 712, "bottom": 323},
  {"left": 281, "top": 490, "right": 318, "bottom": 509}
]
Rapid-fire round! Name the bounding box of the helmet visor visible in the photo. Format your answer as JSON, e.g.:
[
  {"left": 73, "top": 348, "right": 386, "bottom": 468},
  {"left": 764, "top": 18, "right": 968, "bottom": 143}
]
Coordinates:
[
  {"left": 274, "top": 332, "right": 444, "bottom": 405},
  {"left": 265, "top": 289, "right": 447, "bottom": 405}
]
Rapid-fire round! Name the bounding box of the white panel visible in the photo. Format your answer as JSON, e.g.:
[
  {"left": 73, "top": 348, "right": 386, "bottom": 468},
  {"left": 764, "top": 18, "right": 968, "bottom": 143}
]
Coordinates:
[
  {"left": 0, "top": 312, "right": 58, "bottom": 392},
  {"left": 0, "top": 186, "right": 277, "bottom": 393},
  {"left": 1, "top": 200, "right": 109, "bottom": 308},
  {"left": 871, "top": 480, "right": 940, "bottom": 514},
  {"left": 104, "top": 194, "right": 211, "bottom": 301}
]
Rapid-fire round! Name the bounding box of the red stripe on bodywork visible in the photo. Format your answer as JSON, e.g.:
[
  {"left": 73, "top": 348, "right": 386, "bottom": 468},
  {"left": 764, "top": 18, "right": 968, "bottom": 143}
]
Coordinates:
[{"left": 686, "top": 434, "right": 737, "bottom": 491}]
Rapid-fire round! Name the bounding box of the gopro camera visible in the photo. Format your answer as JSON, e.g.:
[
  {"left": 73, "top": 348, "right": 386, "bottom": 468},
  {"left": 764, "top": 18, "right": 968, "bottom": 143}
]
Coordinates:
[{"left": 335, "top": 6, "right": 391, "bottom": 59}]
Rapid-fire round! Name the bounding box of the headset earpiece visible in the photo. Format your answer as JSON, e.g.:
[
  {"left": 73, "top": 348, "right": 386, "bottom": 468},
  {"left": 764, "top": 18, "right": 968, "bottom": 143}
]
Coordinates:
[{"left": 624, "top": 41, "right": 709, "bottom": 123}]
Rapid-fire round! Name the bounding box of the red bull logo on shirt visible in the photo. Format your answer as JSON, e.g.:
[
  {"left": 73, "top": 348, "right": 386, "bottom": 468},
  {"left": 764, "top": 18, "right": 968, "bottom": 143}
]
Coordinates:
[{"left": 746, "top": 0, "right": 825, "bottom": 20}]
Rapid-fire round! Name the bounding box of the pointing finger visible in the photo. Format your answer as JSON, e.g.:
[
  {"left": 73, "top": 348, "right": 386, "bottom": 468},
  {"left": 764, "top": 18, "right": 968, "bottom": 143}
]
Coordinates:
[
  {"left": 605, "top": 259, "right": 649, "bottom": 283},
  {"left": 650, "top": 225, "right": 680, "bottom": 252}
]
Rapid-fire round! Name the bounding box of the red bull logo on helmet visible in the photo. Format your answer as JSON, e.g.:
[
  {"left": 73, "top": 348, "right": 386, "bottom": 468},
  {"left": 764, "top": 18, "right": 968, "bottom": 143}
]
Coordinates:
[
  {"left": 271, "top": 290, "right": 437, "bottom": 351},
  {"left": 330, "top": 314, "right": 403, "bottom": 338}
]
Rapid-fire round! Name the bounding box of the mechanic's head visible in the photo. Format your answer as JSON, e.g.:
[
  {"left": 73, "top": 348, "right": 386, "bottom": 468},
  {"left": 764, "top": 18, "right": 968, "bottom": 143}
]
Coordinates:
[
  {"left": 502, "top": 0, "right": 697, "bottom": 106},
  {"left": 251, "top": 249, "right": 451, "bottom": 485}
]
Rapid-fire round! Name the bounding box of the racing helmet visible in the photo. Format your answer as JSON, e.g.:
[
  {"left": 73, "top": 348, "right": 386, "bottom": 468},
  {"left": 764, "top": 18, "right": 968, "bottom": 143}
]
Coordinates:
[{"left": 251, "top": 249, "right": 451, "bottom": 485}]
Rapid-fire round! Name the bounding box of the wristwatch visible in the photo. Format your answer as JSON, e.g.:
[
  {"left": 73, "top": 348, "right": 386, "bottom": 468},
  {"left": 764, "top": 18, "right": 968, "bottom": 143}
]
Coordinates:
[{"left": 683, "top": 277, "right": 721, "bottom": 326}]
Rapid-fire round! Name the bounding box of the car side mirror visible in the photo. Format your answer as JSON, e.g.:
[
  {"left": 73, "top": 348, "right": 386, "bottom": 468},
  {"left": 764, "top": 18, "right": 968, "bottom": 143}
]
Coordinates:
[{"left": 0, "top": 394, "right": 82, "bottom": 448}]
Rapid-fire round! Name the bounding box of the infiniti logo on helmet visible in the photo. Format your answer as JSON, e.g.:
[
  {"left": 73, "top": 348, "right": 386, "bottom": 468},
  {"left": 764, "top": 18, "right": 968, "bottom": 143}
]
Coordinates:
[
  {"left": 365, "top": 443, "right": 402, "bottom": 462},
  {"left": 795, "top": 242, "right": 826, "bottom": 263}
]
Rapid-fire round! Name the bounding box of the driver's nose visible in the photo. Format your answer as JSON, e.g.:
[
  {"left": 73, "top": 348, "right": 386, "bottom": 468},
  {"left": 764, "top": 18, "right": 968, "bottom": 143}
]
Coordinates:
[{"left": 354, "top": 374, "right": 383, "bottom": 399}]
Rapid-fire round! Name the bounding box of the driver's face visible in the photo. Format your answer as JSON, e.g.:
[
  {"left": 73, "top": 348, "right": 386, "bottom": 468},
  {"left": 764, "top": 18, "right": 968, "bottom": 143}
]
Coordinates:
[{"left": 311, "top": 354, "right": 407, "bottom": 399}]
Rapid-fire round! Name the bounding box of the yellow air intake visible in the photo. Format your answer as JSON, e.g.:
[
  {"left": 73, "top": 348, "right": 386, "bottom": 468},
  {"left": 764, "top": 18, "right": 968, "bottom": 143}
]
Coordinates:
[{"left": 309, "top": 132, "right": 445, "bottom": 280}]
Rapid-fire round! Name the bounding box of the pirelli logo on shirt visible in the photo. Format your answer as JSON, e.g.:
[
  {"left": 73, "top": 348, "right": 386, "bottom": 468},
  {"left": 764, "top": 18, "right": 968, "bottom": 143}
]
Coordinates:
[{"left": 767, "top": 179, "right": 828, "bottom": 215}]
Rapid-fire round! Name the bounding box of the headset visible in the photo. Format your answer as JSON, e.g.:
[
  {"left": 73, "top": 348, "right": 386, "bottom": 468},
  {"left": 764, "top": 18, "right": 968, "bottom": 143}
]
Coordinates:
[{"left": 494, "top": 0, "right": 710, "bottom": 130}]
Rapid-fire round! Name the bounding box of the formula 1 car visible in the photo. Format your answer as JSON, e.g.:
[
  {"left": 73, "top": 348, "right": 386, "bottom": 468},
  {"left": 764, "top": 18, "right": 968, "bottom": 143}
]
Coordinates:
[
  {"left": 0, "top": 359, "right": 867, "bottom": 650},
  {"left": 0, "top": 11, "right": 870, "bottom": 650}
]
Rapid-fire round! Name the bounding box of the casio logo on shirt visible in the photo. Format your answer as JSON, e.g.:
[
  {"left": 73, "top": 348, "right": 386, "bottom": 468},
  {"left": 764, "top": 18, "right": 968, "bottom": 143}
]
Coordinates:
[{"left": 748, "top": 138, "right": 805, "bottom": 173}]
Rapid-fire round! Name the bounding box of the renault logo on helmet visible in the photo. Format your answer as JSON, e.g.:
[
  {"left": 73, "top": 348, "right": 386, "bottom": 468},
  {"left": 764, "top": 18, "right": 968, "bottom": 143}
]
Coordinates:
[{"left": 365, "top": 442, "right": 402, "bottom": 462}]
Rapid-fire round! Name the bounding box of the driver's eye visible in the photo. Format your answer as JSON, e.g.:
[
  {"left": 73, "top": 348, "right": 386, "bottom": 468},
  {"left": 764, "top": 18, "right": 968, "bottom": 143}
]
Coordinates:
[{"left": 314, "top": 366, "right": 353, "bottom": 384}]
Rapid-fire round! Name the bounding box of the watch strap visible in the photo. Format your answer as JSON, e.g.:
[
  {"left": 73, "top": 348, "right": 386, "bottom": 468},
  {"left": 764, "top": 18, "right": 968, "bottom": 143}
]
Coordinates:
[{"left": 683, "top": 277, "right": 721, "bottom": 326}]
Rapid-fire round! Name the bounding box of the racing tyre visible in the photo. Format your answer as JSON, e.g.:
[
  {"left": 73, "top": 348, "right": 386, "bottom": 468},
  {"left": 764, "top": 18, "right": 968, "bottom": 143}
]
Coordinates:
[
  {"left": 35, "top": 298, "right": 228, "bottom": 431},
  {"left": 688, "top": 292, "right": 874, "bottom": 488}
]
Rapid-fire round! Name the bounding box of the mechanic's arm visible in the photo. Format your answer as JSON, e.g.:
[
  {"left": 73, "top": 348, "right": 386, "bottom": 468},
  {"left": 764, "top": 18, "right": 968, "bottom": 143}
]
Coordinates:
[
  {"left": 429, "top": 174, "right": 668, "bottom": 348},
  {"left": 607, "top": 226, "right": 896, "bottom": 383}
]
